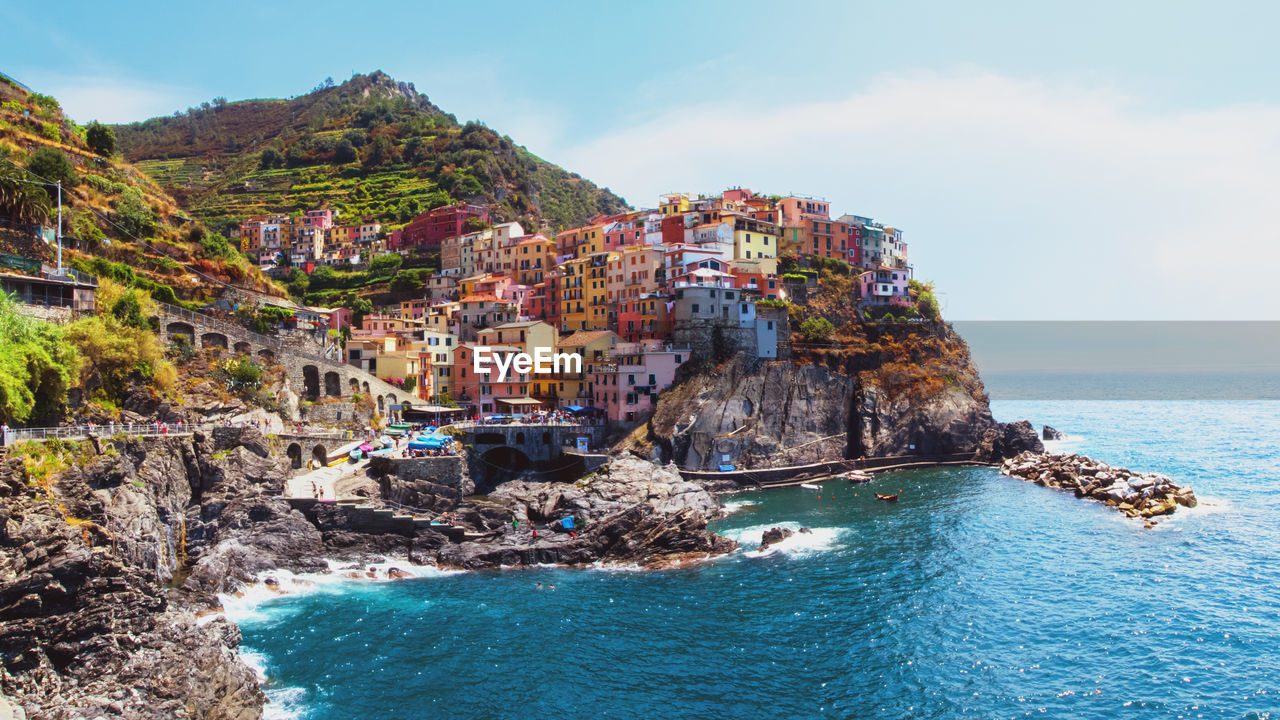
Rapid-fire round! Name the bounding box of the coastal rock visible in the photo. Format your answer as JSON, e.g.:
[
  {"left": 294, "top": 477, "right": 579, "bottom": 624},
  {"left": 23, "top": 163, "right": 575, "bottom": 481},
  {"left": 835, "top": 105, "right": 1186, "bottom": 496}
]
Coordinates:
[
  {"left": 759, "top": 527, "right": 795, "bottom": 550},
  {"left": 646, "top": 324, "right": 1000, "bottom": 471},
  {"left": 435, "top": 455, "right": 736, "bottom": 569},
  {"left": 974, "top": 420, "right": 1045, "bottom": 463},
  {"left": 1000, "top": 451, "right": 1195, "bottom": 521},
  {"left": 1042, "top": 425, "right": 1066, "bottom": 441}
]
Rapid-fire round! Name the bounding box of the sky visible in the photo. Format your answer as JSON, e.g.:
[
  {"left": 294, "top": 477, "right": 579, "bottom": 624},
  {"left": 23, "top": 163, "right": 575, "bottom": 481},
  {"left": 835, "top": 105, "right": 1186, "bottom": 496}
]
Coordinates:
[{"left": 3, "top": 0, "right": 1278, "bottom": 320}]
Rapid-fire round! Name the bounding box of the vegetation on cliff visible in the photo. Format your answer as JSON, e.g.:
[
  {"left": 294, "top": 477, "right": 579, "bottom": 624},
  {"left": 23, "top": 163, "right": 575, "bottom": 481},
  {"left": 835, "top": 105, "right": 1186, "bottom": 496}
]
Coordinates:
[
  {"left": 0, "top": 280, "right": 178, "bottom": 425},
  {"left": 0, "top": 74, "right": 283, "bottom": 302},
  {"left": 111, "top": 71, "right": 629, "bottom": 233}
]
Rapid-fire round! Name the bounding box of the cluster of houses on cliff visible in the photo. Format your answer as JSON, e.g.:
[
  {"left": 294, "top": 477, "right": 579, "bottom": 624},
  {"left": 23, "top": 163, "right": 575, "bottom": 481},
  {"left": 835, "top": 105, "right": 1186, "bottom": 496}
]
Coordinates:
[{"left": 236, "top": 187, "right": 914, "bottom": 425}]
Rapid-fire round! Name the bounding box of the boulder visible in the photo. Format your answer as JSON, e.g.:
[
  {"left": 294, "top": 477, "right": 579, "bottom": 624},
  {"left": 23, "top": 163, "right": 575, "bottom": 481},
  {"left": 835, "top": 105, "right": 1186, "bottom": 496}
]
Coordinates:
[
  {"left": 759, "top": 527, "right": 795, "bottom": 550},
  {"left": 1042, "top": 425, "right": 1066, "bottom": 441}
]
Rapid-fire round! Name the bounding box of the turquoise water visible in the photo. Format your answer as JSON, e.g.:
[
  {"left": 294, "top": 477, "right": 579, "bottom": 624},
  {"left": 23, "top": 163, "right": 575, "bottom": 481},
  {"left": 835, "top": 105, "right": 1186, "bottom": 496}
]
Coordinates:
[{"left": 236, "top": 400, "right": 1280, "bottom": 719}]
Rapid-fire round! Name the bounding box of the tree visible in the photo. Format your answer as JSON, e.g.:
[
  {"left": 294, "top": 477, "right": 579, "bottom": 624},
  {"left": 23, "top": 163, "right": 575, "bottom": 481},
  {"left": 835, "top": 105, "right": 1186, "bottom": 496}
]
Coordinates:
[
  {"left": 389, "top": 269, "right": 422, "bottom": 292},
  {"left": 308, "top": 264, "right": 337, "bottom": 289},
  {"left": 26, "top": 148, "right": 77, "bottom": 196},
  {"left": 0, "top": 165, "right": 52, "bottom": 224},
  {"left": 0, "top": 293, "right": 81, "bottom": 424},
  {"left": 85, "top": 122, "right": 117, "bottom": 157},
  {"left": 259, "top": 147, "right": 284, "bottom": 170},
  {"left": 369, "top": 253, "right": 402, "bottom": 277},
  {"left": 363, "top": 134, "right": 394, "bottom": 169},
  {"left": 333, "top": 138, "right": 358, "bottom": 164},
  {"left": 115, "top": 188, "right": 156, "bottom": 237}
]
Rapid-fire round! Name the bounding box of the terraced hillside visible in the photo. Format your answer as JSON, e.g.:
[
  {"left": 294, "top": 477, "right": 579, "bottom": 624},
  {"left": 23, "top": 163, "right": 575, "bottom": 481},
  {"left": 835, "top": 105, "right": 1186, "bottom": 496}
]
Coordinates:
[
  {"left": 113, "top": 71, "right": 628, "bottom": 233},
  {"left": 0, "top": 72, "right": 283, "bottom": 302}
]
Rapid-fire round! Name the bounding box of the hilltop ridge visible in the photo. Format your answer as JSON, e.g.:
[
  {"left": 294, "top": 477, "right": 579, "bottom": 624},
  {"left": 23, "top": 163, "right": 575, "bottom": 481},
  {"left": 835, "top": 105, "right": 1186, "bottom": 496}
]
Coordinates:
[{"left": 112, "top": 71, "right": 629, "bottom": 233}]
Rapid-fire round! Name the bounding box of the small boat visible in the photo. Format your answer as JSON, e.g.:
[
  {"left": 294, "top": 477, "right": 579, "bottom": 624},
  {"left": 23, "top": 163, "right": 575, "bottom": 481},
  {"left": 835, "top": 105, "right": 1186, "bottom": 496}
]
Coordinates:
[
  {"left": 800, "top": 483, "right": 822, "bottom": 490},
  {"left": 349, "top": 448, "right": 364, "bottom": 461},
  {"left": 844, "top": 471, "right": 872, "bottom": 484},
  {"left": 875, "top": 493, "right": 898, "bottom": 501}
]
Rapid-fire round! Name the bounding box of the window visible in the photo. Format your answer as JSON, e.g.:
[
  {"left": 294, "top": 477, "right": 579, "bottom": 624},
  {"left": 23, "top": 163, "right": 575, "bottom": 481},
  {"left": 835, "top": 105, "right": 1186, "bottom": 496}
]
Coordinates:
[
  {"left": 692, "top": 304, "right": 700, "bottom": 313},
  {"left": 767, "top": 321, "right": 774, "bottom": 330}
]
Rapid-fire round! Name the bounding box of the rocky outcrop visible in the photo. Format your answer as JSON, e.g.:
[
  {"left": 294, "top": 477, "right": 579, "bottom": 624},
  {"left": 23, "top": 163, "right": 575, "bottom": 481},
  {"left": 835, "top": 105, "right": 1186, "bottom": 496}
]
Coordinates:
[
  {"left": 759, "top": 526, "right": 810, "bottom": 550},
  {"left": 1001, "top": 451, "right": 1197, "bottom": 522},
  {"left": 974, "top": 420, "right": 1045, "bottom": 464},
  {"left": 0, "top": 428, "right": 328, "bottom": 718},
  {"left": 1043, "top": 425, "right": 1066, "bottom": 441},
  {"left": 646, "top": 327, "right": 1018, "bottom": 471},
  {"left": 433, "top": 455, "right": 736, "bottom": 569}
]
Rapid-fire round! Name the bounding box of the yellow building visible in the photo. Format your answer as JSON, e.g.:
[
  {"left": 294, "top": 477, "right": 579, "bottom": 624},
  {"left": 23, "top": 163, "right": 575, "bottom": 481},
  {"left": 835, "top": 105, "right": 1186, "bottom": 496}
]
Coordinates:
[
  {"left": 586, "top": 251, "right": 613, "bottom": 330},
  {"left": 514, "top": 235, "right": 555, "bottom": 286},
  {"left": 559, "top": 257, "right": 589, "bottom": 333},
  {"left": 553, "top": 330, "right": 619, "bottom": 408},
  {"left": 732, "top": 216, "right": 780, "bottom": 260}
]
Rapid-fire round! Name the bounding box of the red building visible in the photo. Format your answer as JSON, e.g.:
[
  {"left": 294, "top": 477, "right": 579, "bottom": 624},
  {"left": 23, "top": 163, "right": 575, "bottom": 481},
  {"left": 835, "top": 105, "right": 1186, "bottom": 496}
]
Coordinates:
[{"left": 393, "top": 204, "right": 489, "bottom": 250}]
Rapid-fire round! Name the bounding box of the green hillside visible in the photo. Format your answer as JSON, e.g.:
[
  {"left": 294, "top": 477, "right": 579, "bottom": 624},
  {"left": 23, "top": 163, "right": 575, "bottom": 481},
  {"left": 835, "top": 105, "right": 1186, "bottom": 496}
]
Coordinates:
[
  {"left": 112, "top": 71, "right": 629, "bottom": 233},
  {"left": 0, "top": 71, "right": 283, "bottom": 302}
]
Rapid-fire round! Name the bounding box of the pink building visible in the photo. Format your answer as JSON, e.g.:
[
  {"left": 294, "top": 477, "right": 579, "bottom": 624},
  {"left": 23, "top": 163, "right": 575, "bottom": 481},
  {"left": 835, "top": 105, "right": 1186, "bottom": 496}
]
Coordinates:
[
  {"left": 859, "top": 267, "right": 913, "bottom": 306},
  {"left": 592, "top": 340, "right": 688, "bottom": 423}
]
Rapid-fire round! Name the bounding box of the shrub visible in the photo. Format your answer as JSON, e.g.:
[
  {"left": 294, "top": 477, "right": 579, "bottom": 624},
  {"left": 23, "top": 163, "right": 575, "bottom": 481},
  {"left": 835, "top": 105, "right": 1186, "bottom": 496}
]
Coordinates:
[
  {"left": 917, "top": 292, "right": 940, "bottom": 320},
  {"left": 799, "top": 316, "right": 836, "bottom": 343},
  {"left": 26, "top": 147, "right": 77, "bottom": 191},
  {"left": 222, "top": 357, "right": 264, "bottom": 389},
  {"left": 115, "top": 188, "right": 156, "bottom": 237}
]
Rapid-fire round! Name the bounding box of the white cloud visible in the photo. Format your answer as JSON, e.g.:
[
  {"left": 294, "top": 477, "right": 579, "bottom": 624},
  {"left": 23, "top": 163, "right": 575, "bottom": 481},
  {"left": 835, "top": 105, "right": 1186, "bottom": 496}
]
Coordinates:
[
  {"left": 20, "top": 74, "right": 199, "bottom": 125},
  {"left": 556, "top": 71, "right": 1280, "bottom": 320}
]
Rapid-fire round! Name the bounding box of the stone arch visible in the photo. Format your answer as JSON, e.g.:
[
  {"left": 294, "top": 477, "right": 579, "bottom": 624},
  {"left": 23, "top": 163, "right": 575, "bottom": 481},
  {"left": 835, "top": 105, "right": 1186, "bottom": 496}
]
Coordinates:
[
  {"left": 233, "top": 341, "right": 252, "bottom": 355},
  {"left": 302, "top": 365, "right": 320, "bottom": 400},
  {"left": 287, "top": 443, "right": 303, "bottom": 469},
  {"left": 362, "top": 381, "right": 371, "bottom": 395},
  {"left": 474, "top": 431, "right": 505, "bottom": 445},
  {"left": 324, "top": 371, "right": 341, "bottom": 397},
  {"left": 312, "top": 444, "right": 328, "bottom": 466},
  {"left": 257, "top": 348, "right": 275, "bottom": 363},
  {"left": 377, "top": 395, "right": 385, "bottom": 413},
  {"left": 480, "top": 446, "right": 531, "bottom": 473},
  {"left": 349, "top": 378, "right": 360, "bottom": 393},
  {"left": 201, "top": 332, "right": 228, "bottom": 349},
  {"left": 166, "top": 321, "right": 194, "bottom": 340}
]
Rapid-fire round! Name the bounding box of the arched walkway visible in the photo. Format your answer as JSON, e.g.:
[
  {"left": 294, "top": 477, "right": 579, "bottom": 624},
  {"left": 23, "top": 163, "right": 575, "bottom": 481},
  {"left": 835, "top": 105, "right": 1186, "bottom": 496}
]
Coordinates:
[
  {"left": 312, "top": 444, "right": 328, "bottom": 466},
  {"left": 201, "top": 332, "right": 228, "bottom": 350},
  {"left": 233, "top": 341, "right": 252, "bottom": 355},
  {"left": 302, "top": 365, "right": 320, "bottom": 400},
  {"left": 257, "top": 348, "right": 275, "bottom": 363},
  {"left": 166, "top": 321, "right": 194, "bottom": 340},
  {"left": 349, "top": 378, "right": 360, "bottom": 393},
  {"left": 287, "top": 442, "right": 303, "bottom": 469},
  {"left": 324, "top": 371, "right": 341, "bottom": 397}
]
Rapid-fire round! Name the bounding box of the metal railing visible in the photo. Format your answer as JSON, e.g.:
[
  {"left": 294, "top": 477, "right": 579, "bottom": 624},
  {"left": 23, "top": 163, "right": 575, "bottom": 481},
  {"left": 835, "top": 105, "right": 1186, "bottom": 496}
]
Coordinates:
[{"left": 1, "top": 422, "right": 213, "bottom": 446}]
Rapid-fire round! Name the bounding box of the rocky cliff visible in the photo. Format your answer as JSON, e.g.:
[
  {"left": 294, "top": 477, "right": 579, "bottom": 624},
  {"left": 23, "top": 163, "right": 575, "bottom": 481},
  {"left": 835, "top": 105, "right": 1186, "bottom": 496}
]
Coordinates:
[
  {"left": 645, "top": 322, "right": 1040, "bottom": 470},
  {"left": 0, "top": 428, "right": 324, "bottom": 718}
]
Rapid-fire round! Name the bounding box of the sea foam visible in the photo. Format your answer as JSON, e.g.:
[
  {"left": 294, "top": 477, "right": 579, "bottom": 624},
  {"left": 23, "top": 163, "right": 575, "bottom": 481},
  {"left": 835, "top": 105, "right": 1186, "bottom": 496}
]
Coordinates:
[{"left": 723, "top": 522, "right": 844, "bottom": 558}]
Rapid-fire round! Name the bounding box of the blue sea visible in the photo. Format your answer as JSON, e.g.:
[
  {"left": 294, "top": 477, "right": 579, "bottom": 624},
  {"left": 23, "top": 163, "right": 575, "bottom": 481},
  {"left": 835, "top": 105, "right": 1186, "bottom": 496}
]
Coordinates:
[{"left": 232, "top": 398, "right": 1280, "bottom": 719}]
